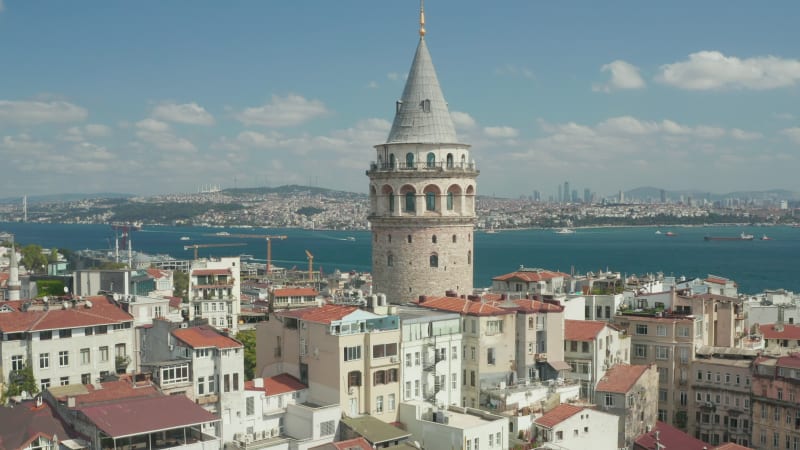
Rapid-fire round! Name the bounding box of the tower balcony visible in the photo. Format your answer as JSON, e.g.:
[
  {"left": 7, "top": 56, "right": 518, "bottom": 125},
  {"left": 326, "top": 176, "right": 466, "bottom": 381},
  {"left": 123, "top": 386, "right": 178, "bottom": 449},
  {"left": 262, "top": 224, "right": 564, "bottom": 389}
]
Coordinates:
[{"left": 367, "top": 161, "right": 478, "bottom": 176}]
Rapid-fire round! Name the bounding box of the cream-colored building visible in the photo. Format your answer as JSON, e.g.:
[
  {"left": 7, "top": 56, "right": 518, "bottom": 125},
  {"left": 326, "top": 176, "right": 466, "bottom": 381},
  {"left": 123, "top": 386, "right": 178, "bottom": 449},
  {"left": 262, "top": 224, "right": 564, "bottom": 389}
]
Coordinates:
[
  {"left": 508, "top": 297, "right": 568, "bottom": 383},
  {"left": 399, "top": 402, "right": 509, "bottom": 450},
  {"left": 533, "top": 403, "right": 620, "bottom": 450},
  {"left": 414, "top": 295, "right": 516, "bottom": 409},
  {"left": 188, "top": 257, "right": 241, "bottom": 332},
  {"left": 594, "top": 363, "right": 659, "bottom": 449},
  {"left": 689, "top": 348, "right": 754, "bottom": 448},
  {"left": 564, "top": 319, "right": 630, "bottom": 399},
  {"left": 256, "top": 303, "right": 402, "bottom": 423}
]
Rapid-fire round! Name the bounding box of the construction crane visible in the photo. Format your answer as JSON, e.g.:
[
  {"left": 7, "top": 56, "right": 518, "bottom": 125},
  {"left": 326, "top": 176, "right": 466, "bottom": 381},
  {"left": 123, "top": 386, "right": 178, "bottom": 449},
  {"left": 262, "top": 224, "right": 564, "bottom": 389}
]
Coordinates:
[
  {"left": 184, "top": 243, "right": 246, "bottom": 260},
  {"left": 207, "top": 234, "right": 288, "bottom": 274},
  {"left": 305, "top": 250, "right": 314, "bottom": 281}
]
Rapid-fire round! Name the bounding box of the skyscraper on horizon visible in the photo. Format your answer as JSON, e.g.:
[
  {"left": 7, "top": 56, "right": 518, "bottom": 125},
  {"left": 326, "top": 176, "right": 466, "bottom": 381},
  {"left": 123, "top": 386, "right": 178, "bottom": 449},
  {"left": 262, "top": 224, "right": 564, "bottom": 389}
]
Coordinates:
[{"left": 366, "top": 6, "right": 478, "bottom": 304}]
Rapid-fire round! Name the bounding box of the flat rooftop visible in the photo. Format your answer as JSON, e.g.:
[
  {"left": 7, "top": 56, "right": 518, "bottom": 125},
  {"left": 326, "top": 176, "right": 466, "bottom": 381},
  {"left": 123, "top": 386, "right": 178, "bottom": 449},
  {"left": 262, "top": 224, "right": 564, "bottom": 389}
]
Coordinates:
[{"left": 394, "top": 305, "right": 461, "bottom": 322}]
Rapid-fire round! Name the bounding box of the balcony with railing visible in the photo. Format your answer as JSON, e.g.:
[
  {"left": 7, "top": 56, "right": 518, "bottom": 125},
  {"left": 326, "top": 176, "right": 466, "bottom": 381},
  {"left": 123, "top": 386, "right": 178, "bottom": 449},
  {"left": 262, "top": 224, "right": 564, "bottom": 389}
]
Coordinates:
[
  {"left": 423, "top": 355, "right": 445, "bottom": 372},
  {"left": 368, "top": 161, "right": 478, "bottom": 175}
]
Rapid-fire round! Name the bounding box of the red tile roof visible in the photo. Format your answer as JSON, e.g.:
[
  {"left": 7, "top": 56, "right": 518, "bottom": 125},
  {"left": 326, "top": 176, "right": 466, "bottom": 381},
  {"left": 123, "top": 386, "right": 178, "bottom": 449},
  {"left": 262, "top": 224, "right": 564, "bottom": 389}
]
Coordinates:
[
  {"left": 277, "top": 304, "right": 359, "bottom": 324},
  {"left": 493, "top": 269, "right": 570, "bottom": 283},
  {"left": 777, "top": 353, "right": 800, "bottom": 369},
  {"left": 596, "top": 364, "right": 653, "bottom": 394},
  {"left": 79, "top": 395, "right": 218, "bottom": 438},
  {"left": 760, "top": 323, "right": 800, "bottom": 340},
  {"left": 416, "top": 296, "right": 516, "bottom": 316},
  {"left": 511, "top": 298, "right": 565, "bottom": 313},
  {"left": 534, "top": 404, "right": 584, "bottom": 428},
  {"left": 565, "top": 320, "right": 607, "bottom": 341},
  {"left": 634, "top": 421, "right": 710, "bottom": 450},
  {"left": 192, "top": 268, "right": 231, "bottom": 276},
  {"left": 273, "top": 288, "right": 318, "bottom": 297},
  {"left": 172, "top": 325, "right": 242, "bottom": 349},
  {"left": 168, "top": 296, "right": 183, "bottom": 309},
  {"left": 54, "top": 377, "right": 160, "bottom": 407},
  {"left": 146, "top": 268, "right": 170, "bottom": 279},
  {"left": 245, "top": 373, "right": 307, "bottom": 396},
  {"left": 0, "top": 295, "right": 132, "bottom": 333},
  {"left": 0, "top": 400, "right": 71, "bottom": 450},
  {"left": 705, "top": 276, "right": 731, "bottom": 285}
]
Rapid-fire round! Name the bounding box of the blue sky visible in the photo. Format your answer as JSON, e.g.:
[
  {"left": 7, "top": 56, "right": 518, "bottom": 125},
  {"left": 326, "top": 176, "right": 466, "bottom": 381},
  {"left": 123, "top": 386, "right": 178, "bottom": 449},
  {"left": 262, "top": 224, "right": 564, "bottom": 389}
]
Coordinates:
[{"left": 1, "top": 0, "right": 799, "bottom": 199}]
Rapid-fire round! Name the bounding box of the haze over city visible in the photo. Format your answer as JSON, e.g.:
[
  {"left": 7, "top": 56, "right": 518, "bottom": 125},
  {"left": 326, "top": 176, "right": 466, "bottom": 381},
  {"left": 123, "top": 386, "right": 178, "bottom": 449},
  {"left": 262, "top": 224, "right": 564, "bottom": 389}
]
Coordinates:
[{"left": 1, "top": 0, "right": 799, "bottom": 198}]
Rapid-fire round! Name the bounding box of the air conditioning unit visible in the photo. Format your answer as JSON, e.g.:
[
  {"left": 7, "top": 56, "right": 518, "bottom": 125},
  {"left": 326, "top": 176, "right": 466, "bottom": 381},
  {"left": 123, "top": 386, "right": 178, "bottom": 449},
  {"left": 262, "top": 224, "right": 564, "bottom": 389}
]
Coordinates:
[
  {"left": 180, "top": 322, "right": 189, "bottom": 329},
  {"left": 390, "top": 356, "right": 399, "bottom": 363},
  {"left": 168, "top": 344, "right": 174, "bottom": 351}
]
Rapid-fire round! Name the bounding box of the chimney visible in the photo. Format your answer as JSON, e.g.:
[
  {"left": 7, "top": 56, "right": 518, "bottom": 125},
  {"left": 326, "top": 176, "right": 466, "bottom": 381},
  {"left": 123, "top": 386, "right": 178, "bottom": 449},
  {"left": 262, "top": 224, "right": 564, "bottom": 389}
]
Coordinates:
[
  {"left": 418, "top": 295, "right": 427, "bottom": 304},
  {"left": 254, "top": 378, "right": 264, "bottom": 389},
  {"left": 500, "top": 294, "right": 507, "bottom": 301}
]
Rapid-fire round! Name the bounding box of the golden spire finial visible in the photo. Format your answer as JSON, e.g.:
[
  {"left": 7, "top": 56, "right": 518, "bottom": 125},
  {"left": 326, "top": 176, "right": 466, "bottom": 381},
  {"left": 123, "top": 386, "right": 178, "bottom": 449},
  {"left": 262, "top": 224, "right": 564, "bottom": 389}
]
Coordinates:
[{"left": 419, "top": 0, "right": 426, "bottom": 37}]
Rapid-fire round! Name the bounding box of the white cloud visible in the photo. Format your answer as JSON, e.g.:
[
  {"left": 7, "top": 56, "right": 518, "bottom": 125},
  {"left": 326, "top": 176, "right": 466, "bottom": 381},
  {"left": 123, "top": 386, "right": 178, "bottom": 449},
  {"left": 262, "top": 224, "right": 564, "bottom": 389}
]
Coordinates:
[
  {"left": 773, "top": 112, "right": 794, "bottom": 121},
  {"left": 494, "top": 64, "right": 535, "bottom": 79},
  {"left": 781, "top": 127, "right": 800, "bottom": 144},
  {"left": 387, "top": 72, "right": 403, "bottom": 81},
  {"left": 483, "top": 126, "right": 519, "bottom": 138},
  {"left": 61, "top": 124, "right": 113, "bottom": 142},
  {"left": 0, "top": 100, "right": 87, "bottom": 125},
  {"left": 450, "top": 111, "right": 477, "bottom": 130},
  {"left": 593, "top": 60, "right": 645, "bottom": 92},
  {"left": 0, "top": 0, "right": 5, "bottom": 13},
  {"left": 367, "top": 81, "right": 379, "bottom": 89},
  {"left": 152, "top": 102, "right": 215, "bottom": 126},
  {"left": 236, "top": 94, "right": 328, "bottom": 127},
  {"left": 135, "top": 118, "right": 195, "bottom": 152},
  {"left": 85, "top": 123, "right": 113, "bottom": 137},
  {"left": 657, "top": 51, "right": 800, "bottom": 90}
]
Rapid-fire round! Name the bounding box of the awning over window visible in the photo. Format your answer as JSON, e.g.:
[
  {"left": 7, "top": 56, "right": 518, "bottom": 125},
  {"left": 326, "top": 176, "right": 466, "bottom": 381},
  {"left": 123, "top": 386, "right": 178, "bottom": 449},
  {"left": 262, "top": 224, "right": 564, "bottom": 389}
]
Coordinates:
[{"left": 547, "top": 360, "right": 571, "bottom": 371}]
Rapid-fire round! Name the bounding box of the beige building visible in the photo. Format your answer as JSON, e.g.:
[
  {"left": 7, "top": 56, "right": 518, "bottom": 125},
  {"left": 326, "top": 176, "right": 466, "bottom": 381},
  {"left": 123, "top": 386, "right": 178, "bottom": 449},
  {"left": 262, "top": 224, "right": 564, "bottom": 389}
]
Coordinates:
[
  {"left": 594, "top": 363, "right": 659, "bottom": 449},
  {"left": 751, "top": 353, "right": 800, "bottom": 450},
  {"left": 564, "top": 319, "right": 630, "bottom": 399},
  {"left": 188, "top": 257, "right": 241, "bottom": 332},
  {"left": 490, "top": 268, "right": 570, "bottom": 296},
  {"left": 613, "top": 312, "right": 702, "bottom": 430},
  {"left": 509, "top": 296, "right": 568, "bottom": 383},
  {"left": 256, "top": 303, "right": 402, "bottom": 423},
  {"left": 414, "top": 295, "right": 516, "bottom": 408},
  {"left": 689, "top": 348, "right": 754, "bottom": 448}
]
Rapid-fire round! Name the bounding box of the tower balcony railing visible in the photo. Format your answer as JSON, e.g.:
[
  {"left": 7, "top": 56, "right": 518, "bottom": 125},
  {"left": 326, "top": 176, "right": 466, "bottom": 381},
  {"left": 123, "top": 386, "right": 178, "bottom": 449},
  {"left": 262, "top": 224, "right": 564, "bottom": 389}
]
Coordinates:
[{"left": 369, "top": 161, "right": 477, "bottom": 173}]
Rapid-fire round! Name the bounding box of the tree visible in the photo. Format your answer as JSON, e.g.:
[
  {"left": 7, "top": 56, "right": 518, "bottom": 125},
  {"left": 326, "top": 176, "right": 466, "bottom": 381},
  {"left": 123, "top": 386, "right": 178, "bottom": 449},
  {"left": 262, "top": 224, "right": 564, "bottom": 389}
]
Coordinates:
[
  {"left": 20, "top": 244, "right": 47, "bottom": 274},
  {"left": 6, "top": 362, "right": 39, "bottom": 398},
  {"left": 236, "top": 330, "right": 257, "bottom": 380},
  {"left": 47, "top": 247, "right": 60, "bottom": 264},
  {"left": 173, "top": 270, "right": 189, "bottom": 302}
]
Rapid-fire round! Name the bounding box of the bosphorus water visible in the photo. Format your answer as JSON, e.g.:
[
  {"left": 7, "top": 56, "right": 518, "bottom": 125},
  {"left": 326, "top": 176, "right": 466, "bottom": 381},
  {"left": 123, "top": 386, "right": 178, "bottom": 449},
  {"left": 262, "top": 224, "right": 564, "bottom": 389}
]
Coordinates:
[{"left": 2, "top": 222, "right": 798, "bottom": 294}]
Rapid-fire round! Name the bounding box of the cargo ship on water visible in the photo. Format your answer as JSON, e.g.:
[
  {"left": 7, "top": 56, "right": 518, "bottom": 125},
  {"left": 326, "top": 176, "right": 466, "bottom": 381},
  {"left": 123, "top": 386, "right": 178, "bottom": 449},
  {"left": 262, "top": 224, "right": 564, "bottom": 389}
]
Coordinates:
[{"left": 704, "top": 232, "right": 754, "bottom": 241}]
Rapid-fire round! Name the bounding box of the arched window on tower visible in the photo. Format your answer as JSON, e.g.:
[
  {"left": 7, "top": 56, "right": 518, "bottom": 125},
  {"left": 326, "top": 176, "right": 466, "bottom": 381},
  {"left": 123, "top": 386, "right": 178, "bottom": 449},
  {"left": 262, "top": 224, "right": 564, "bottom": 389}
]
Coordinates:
[
  {"left": 425, "top": 192, "right": 436, "bottom": 211},
  {"left": 447, "top": 191, "right": 454, "bottom": 210},
  {"left": 388, "top": 193, "right": 395, "bottom": 213},
  {"left": 427, "top": 152, "right": 436, "bottom": 168},
  {"left": 446, "top": 153, "right": 454, "bottom": 169},
  {"left": 406, "top": 153, "right": 415, "bottom": 169},
  {"left": 467, "top": 250, "right": 472, "bottom": 265},
  {"left": 452, "top": 234, "right": 457, "bottom": 243},
  {"left": 405, "top": 192, "right": 415, "bottom": 212},
  {"left": 432, "top": 235, "right": 437, "bottom": 244},
  {"left": 460, "top": 154, "right": 466, "bottom": 167},
  {"left": 387, "top": 254, "right": 394, "bottom": 267},
  {"left": 389, "top": 154, "right": 396, "bottom": 169},
  {"left": 429, "top": 254, "right": 438, "bottom": 268},
  {"left": 421, "top": 99, "right": 431, "bottom": 113}
]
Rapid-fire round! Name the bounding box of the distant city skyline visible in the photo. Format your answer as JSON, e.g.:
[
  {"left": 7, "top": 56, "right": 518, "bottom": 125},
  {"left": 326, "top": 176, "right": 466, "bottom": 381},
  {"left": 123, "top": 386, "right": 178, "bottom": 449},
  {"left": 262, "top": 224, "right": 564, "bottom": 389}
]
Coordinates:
[{"left": 1, "top": 1, "right": 800, "bottom": 198}]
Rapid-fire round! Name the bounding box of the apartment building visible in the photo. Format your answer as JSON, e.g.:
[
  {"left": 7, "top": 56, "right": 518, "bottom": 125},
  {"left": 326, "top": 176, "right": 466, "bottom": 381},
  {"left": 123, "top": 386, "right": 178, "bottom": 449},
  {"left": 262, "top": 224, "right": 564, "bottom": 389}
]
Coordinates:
[
  {"left": 533, "top": 403, "right": 619, "bottom": 450},
  {"left": 188, "top": 257, "right": 241, "bottom": 332},
  {"left": 490, "top": 267, "right": 570, "bottom": 296},
  {"left": 751, "top": 352, "right": 800, "bottom": 450},
  {"left": 594, "top": 363, "right": 659, "bottom": 449},
  {"left": 690, "top": 348, "right": 754, "bottom": 448},
  {"left": 413, "top": 295, "right": 516, "bottom": 409},
  {"left": 270, "top": 287, "right": 319, "bottom": 310},
  {"left": 510, "top": 297, "right": 567, "bottom": 383},
  {"left": 0, "top": 295, "right": 135, "bottom": 391},
  {"left": 564, "top": 319, "right": 630, "bottom": 399},
  {"left": 395, "top": 305, "right": 462, "bottom": 408},
  {"left": 256, "top": 302, "right": 402, "bottom": 423},
  {"left": 398, "top": 402, "right": 509, "bottom": 450},
  {"left": 759, "top": 323, "right": 800, "bottom": 350},
  {"left": 612, "top": 312, "right": 702, "bottom": 430}
]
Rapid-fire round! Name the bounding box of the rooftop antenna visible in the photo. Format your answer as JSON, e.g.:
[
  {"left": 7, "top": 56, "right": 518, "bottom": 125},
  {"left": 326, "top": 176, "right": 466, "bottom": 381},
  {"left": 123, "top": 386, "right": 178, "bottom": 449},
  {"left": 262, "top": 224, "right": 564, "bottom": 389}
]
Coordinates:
[{"left": 419, "top": 0, "right": 426, "bottom": 37}]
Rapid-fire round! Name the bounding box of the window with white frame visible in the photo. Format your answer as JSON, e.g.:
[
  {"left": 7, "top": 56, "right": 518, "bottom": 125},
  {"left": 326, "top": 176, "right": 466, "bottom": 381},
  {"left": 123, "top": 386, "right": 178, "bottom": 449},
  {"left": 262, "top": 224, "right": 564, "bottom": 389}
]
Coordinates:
[
  {"left": 604, "top": 393, "right": 614, "bottom": 406},
  {"left": 343, "top": 345, "right": 361, "bottom": 361},
  {"left": 633, "top": 344, "right": 647, "bottom": 358},
  {"left": 655, "top": 346, "right": 669, "bottom": 360},
  {"left": 388, "top": 393, "right": 395, "bottom": 411},
  {"left": 376, "top": 395, "right": 384, "bottom": 413},
  {"left": 677, "top": 326, "right": 690, "bottom": 338},
  {"left": 636, "top": 324, "right": 648, "bottom": 335},
  {"left": 59, "top": 351, "right": 69, "bottom": 367},
  {"left": 11, "top": 355, "right": 23, "bottom": 371},
  {"left": 80, "top": 348, "right": 91, "bottom": 365},
  {"left": 39, "top": 353, "right": 49, "bottom": 369},
  {"left": 656, "top": 325, "right": 667, "bottom": 336},
  {"left": 161, "top": 364, "right": 189, "bottom": 385},
  {"left": 486, "top": 320, "right": 503, "bottom": 335},
  {"left": 246, "top": 397, "right": 254, "bottom": 416}
]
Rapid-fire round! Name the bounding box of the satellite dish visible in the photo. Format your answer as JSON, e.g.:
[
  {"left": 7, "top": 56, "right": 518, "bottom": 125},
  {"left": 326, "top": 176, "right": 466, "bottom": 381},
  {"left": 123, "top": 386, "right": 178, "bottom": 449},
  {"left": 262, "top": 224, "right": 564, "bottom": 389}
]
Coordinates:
[
  {"left": 63, "top": 286, "right": 69, "bottom": 294},
  {"left": 42, "top": 296, "right": 48, "bottom": 303}
]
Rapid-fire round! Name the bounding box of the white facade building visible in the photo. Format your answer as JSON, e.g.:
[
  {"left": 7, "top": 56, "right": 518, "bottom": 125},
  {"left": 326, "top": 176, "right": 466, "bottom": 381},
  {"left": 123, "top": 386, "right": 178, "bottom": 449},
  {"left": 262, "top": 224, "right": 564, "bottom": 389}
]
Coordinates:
[
  {"left": 188, "top": 257, "right": 241, "bottom": 332},
  {"left": 533, "top": 404, "right": 619, "bottom": 450},
  {"left": 398, "top": 402, "right": 509, "bottom": 450}
]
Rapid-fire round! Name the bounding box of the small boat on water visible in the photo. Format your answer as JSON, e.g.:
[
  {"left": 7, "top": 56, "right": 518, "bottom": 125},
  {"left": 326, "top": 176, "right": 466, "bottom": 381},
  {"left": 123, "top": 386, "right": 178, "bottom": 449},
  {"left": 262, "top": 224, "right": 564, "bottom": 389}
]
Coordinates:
[
  {"left": 345, "top": 236, "right": 356, "bottom": 241},
  {"left": 215, "top": 231, "right": 231, "bottom": 236},
  {"left": 665, "top": 231, "right": 676, "bottom": 237},
  {"left": 655, "top": 230, "right": 662, "bottom": 235},
  {"left": 555, "top": 228, "right": 575, "bottom": 234},
  {"left": 179, "top": 236, "right": 191, "bottom": 241},
  {"left": 704, "top": 232, "right": 754, "bottom": 241},
  {"left": 761, "top": 235, "right": 772, "bottom": 241}
]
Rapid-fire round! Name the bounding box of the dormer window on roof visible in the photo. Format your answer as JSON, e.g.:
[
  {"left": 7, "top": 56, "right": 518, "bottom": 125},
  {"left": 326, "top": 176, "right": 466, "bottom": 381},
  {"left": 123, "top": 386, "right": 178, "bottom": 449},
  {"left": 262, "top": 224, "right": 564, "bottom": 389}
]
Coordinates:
[{"left": 421, "top": 99, "right": 431, "bottom": 113}]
